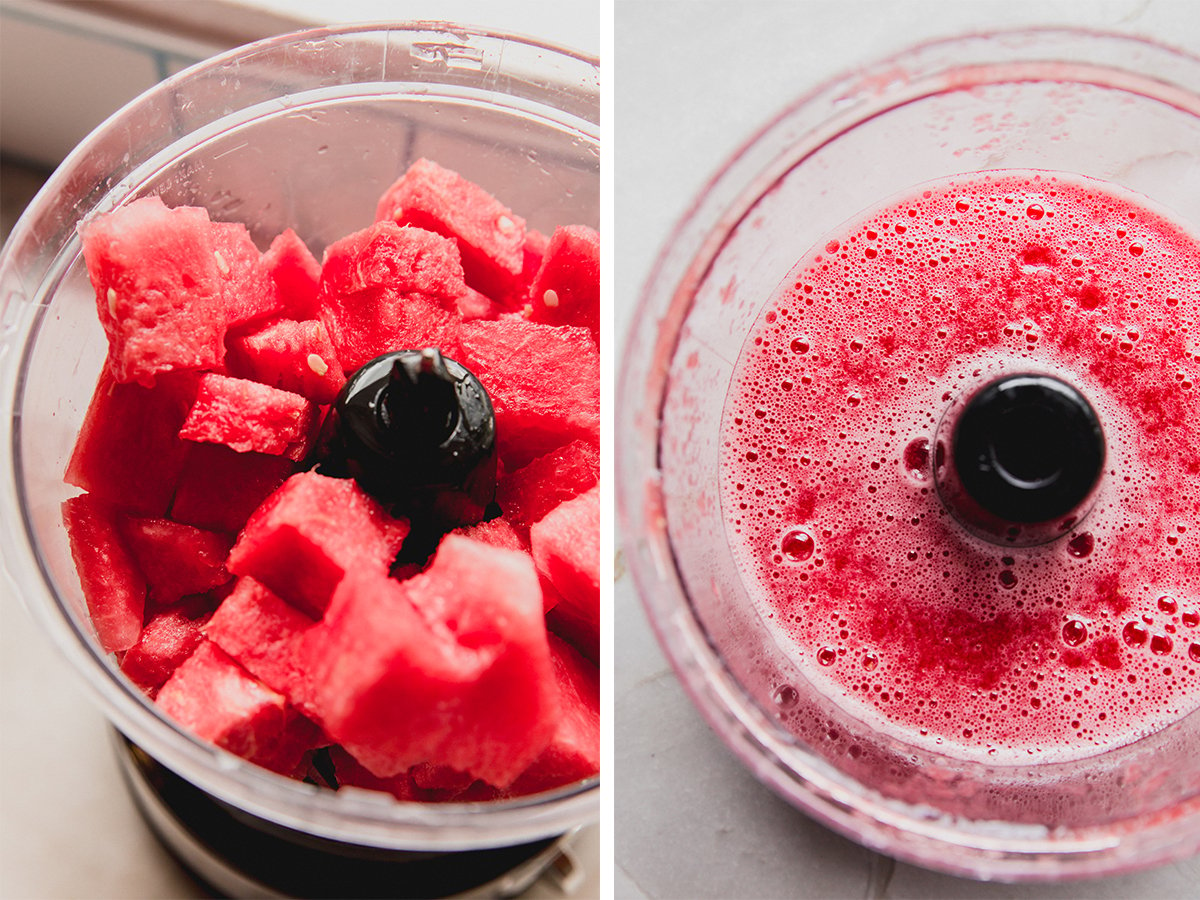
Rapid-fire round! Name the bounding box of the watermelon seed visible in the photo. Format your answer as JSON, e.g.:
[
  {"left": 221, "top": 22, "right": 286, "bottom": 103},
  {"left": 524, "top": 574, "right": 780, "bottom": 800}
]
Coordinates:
[
  {"left": 213, "top": 249, "right": 230, "bottom": 276},
  {"left": 543, "top": 289, "right": 560, "bottom": 308},
  {"left": 496, "top": 214, "right": 516, "bottom": 234},
  {"left": 306, "top": 353, "right": 329, "bottom": 376},
  {"left": 106, "top": 287, "right": 118, "bottom": 317}
]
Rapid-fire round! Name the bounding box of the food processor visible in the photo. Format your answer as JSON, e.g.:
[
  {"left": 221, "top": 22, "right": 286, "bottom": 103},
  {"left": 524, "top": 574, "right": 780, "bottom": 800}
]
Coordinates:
[
  {"left": 0, "top": 22, "right": 598, "bottom": 898},
  {"left": 618, "top": 28, "right": 1200, "bottom": 881}
]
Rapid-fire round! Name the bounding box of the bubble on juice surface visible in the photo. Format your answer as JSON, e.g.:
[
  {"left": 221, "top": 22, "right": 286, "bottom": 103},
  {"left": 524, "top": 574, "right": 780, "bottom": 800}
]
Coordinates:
[
  {"left": 773, "top": 684, "right": 800, "bottom": 708},
  {"left": 781, "top": 528, "right": 815, "bottom": 562},
  {"left": 903, "top": 438, "right": 930, "bottom": 481},
  {"left": 1066, "top": 533, "right": 1094, "bottom": 558},
  {"left": 1062, "top": 619, "right": 1088, "bottom": 646}
]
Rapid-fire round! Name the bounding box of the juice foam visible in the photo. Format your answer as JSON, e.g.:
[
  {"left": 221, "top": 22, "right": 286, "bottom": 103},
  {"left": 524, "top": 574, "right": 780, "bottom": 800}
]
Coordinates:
[{"left": 720, "top": 170, "right": 1200, "bottom": 762}]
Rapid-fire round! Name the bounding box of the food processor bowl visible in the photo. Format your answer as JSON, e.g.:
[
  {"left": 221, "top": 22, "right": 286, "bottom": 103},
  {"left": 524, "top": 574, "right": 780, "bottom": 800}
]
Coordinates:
[
  {"left": 618, "top": 28, "right": 1200, "bottom": 881},
  {"left": 0, "top": 21, "right": 598, "bottom": 883}
]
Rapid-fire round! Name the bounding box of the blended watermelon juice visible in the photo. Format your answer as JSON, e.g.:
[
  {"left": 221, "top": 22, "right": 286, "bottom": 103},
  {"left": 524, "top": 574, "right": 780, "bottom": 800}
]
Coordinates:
[{"left": 720, "top": 170, "right": 1200, "bottom": 764}]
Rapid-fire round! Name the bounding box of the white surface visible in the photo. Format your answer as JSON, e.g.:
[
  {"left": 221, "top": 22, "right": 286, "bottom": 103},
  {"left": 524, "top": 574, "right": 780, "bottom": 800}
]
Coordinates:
[
  {"left": 0, "top": 3, "right": 599, "bottom": 899},
  {"left": 615, "top": 1, "right": 1200, "bottom": 898}
]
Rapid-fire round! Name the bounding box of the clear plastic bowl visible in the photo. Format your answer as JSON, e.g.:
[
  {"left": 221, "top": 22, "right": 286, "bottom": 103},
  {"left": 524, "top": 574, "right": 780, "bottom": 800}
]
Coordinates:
[
  {"left": 618, "top": 28, "right": 1200, "bottom": 881},
  {"left": 0, "top": 22, "right": 598, "bottom": 855}
]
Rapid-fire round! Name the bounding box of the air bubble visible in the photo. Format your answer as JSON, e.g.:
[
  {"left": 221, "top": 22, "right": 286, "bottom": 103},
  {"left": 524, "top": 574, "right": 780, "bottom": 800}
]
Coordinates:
[
  {"left": 781, "top": 529, "right": 815, "bottom": 561},
  {"left": 1026, "top": 204, "right": 1045, "bottom": 220},
  {"left": 1158, "top": 595, "right": 1178, "bottom": 615},
  {"left": 1150, "top": 634, "right": 1173, "bottom": 655},
  {"left": 903, "top": 438, "right": 930, "bottom": 481},
  {"left": 817, "top": 647, "right": 838, "bottom": 666},
  {"left": 773, "top": 684, "right": 800, "bottom": 708},
  {"left": 1062, "top": 620, "right": 1088, "bottom": 646},
  {"left": 1123, "top": 621, "right": 1149, "bottom": 647},
  {"left": 1066, "top": 533, "right": 1094, "bottom": 558}
]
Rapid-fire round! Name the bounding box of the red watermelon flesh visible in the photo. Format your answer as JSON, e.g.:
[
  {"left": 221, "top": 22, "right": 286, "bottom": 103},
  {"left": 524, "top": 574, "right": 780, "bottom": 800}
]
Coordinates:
[
  {"left": 509, "top": 633, "right": 600, "bottom": 795},
  {"left": 226, "top": 318, "right": 346, "bottom": 405},
  {"left": 318, "top": 222, "right": 467, "bottom": 373},
  {"left": 496, "top": 439, "right": 600, "bottom": 541},
  {"left": 453, "top": 516, "right": 525, "bottom": 551},
  {"left": 525, "top": 225, "right": 600, "bottom": 341},
  {"left": 303, "top": 534, "right": 557, "bottom": 787},
  {"left": 119, "top": 608, "right": 205, "bottom": 695},
  {"left": 203, "top": 576, "right": 317, "bottom": 710},
  {"left": 325, "top": 745, "right": 427, "bottom": 802},
  {"left": 211, "top": 221, "right": 283, "bottom": 328},
  {"left": 374, "top": 158, "right": 525, "bottom": 302},
  {"left": 79, "top": 196, "right": 226, "bottom": 386},
  {"left": 179, "top": 373, "right": 319, "bottom": 461},
  {"left": 458, "top": 318, "right": 599, "bottom": 467},
  {"left": 62, "top": 493, "right": 146, "bottom": 654},
  {"left": 118, "top": 516, "right": 233, "bottom": 604},
  {"left": 531, "top": 485, "right": 600, "bottom": 636},
  {"left": 170, "top": 442, "right": 295, "bottom": 534},
  {"left": 226, "top": 471, "right": 410, "bottom": 619},
  {"left": 456, "top": 286, "right": 505, "bottom": 321},
  {"left": 262, "top": 228, "right": 321, "bottom": 320},
  {"left": 546, "top": 596, "right": 598, "bottom": 666},
  {"left": 65, "top": 367, "right": 198, "bottom": 517},
  {"left": 156, "top": 640, "right": 319, "bottom": 775}
]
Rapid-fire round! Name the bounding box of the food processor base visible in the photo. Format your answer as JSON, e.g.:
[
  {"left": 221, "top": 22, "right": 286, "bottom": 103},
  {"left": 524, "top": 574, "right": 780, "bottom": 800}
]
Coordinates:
[{"left": 111, "top": 730, "right": 582, "bottom": 899}]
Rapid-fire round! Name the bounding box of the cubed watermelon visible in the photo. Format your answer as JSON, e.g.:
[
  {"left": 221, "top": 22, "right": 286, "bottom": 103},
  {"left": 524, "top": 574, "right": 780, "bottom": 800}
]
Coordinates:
[
  {"left": 65, "top": 367, "right": 198, "bottom": 517},
  {"left": 374, "top": 159, "right": 525, "bottom": 302},
  {"left": 119, "top": 608, "right": 206, "bottom": 694},
  {"left": 118, "top": 516, "right": 233, "bottom": 605},
  {"left": 458, "top": 318, "right": 599, "bottom": 467},
  {"left": 62, "top": 493, "right": 147, "bottom": 654},
  {"left": 303, "top": 534, "right": 557, "bottom": 787},
  {"left": 203, "top": 576, "right": 317, "bottom": 708},
  {"left": 531, "top": 486, "right": 600, "bottom": 643},
  {"left": 509, "top": 634, "right": 600, "bottom": 795},
  {"left": 318, "top": 221, "right": 467, "bottom": 373},
  {"left": 495, "top": 439, "right": 600, "bottom": 541},
  {"left": 211, "top": 220, "right": 284, "bottom": 327},
  {"left": 156, "top": 640, "right": 320, "bottom": 776},
  {"left": 226, "top": 471, "right": 410, "bottom": 618},
  {"left": 79, "top": 196, "right": 226, "bottom": 385},
  {"left": 325, "top": 745, "right": 427, "bottom": 801},
  {"left": 525, "top": 225, "right": 600, "bottom": 341},
  {"left": 179, "top": 373, "right": 319, "bottom": 461},
  {"left": 262, "top": 228, "right": 321, "bottom": 320},
  {"left": 170, "top": 442, "right": 295, "bottom": 534},
  {"left": 226, "top": 318, "right": 346, "bottom": 405}
]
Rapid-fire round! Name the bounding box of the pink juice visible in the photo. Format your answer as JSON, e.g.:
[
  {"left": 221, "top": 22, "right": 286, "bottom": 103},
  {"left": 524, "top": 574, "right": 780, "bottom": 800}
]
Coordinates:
[{"left": 720, "top": 170, "right": 1200, "bottom": 762}]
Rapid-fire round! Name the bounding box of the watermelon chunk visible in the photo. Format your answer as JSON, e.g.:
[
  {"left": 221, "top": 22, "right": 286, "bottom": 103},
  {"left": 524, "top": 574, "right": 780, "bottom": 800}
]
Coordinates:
[
  {"left": 79, "top": 196, "right": 226, "bottom": 385},
  {"left": 531, "top": 486, "right": 600, "bottom": 642},
  {"left": 118, "top": 516, "right": 233, "bottom": 604},
  {"left": 496, "top": 439, "right": 600, "bottom": 541},
  {"left": 211, "top": 220, "right": 284, "bottom": 327},
  {"left": 374, "top": 158, "right": 525, "bottom": 302},
  {"left": 458, "top": 318, "right": 599, "bottom": 467},
  {"left": 226, "top": 471, "right": 410, "bottom": 619},
  {"left": 170, "top": 442, "right": 295, "bottom": 534},
  {"left": 325, "top": 745, "right": 427, "bottom": 801},
  {"left": 525, "top": 225, "right": 600, "bottom": 341},
  {"left": 226, "top": 317, "right": 346, "bottom": 405},
  {"left": 318, "top": 221, "right": 467, "bottom": 373},
  {"left": 65, "top": 367, "right": 198, "bottom": 517},
  {"left": 62, "top": 494, "right": 147, "bottom": 654},
  {"left": 120, "top": 608, "right": 206, "bottom": 694},
  {"left": 204, "top": 576, "right": 317, "bottom": 708},
  {"left": 156, "top": 640, "right": 320, "bottom": 775},
  {"left": 179, "top": 373, "right": 319, "bottom": 461},
  {"left": 509, "top": 634, "right": 600, "bottom": 795},
  {"left": 303, "top": 534, "right": 557, "bottom": 787},
  {"left": 262, "top": 228, "right": 321, "bottom": 320}
]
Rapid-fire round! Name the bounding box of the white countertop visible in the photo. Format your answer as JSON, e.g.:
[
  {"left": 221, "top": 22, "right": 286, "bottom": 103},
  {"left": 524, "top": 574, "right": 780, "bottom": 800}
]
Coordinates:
[{"left": 614, "top": 1, "right": 1200, "bottom": 897}]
